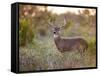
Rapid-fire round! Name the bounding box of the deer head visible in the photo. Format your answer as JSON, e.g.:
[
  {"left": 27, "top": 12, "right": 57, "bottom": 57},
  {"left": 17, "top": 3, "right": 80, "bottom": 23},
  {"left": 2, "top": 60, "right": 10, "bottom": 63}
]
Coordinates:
[{"left": 48, "top": 17, "right": 67, "bottom": 38}]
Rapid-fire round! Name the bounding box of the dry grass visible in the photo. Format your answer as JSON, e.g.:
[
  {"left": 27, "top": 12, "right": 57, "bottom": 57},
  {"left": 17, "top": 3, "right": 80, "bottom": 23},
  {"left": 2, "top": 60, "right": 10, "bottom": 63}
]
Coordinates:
[{"left": 19, "top": 35, "right": 96, "bottom": 71}]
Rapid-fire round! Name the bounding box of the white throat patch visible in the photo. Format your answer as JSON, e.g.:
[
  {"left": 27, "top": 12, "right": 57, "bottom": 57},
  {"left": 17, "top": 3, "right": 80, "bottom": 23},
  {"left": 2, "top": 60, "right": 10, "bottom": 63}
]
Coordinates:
[{"left": 54, "top": 34, "right": 59, "bottom": 38}]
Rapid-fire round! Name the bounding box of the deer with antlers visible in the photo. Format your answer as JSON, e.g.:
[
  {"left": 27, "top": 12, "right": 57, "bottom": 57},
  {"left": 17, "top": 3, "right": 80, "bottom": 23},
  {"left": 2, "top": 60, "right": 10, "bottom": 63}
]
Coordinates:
[{"left": 48, "top": 17, "right": 88, "bottom": 54}]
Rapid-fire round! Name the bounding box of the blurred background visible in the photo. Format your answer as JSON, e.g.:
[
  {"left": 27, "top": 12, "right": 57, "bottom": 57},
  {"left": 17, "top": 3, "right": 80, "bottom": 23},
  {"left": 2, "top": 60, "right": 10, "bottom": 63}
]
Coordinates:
[{"left": 19, "top": 4, "right": 96, "bottom": 71}]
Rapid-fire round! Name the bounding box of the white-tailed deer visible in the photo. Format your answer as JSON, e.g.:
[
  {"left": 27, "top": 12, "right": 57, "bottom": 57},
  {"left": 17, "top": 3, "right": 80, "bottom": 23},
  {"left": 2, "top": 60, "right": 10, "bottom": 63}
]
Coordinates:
[{"left": 48, "top": 18, "right": 88, "bottom": 54}]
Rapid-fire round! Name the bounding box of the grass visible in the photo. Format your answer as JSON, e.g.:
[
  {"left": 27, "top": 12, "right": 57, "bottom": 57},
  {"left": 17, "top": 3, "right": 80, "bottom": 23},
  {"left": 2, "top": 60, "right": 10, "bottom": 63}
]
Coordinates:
[{"left": 19, "top": 35, "right": 96, "bottom": 71}]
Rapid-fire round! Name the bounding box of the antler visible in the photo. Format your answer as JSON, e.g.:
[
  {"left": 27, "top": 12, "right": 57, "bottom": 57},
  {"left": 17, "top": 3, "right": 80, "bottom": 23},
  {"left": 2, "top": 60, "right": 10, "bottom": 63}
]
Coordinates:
[
  {"left": 60, "top": 16, "right": 67, "bottom": 28},
  {"left": 47, "top": 20, "right": 54, "bottom": 27},
  {"left": 47, "top": 19, "right": 56, "bottom": 28},
  {"left": 63, "top": 17, "right": 67, "bottom": 26}
]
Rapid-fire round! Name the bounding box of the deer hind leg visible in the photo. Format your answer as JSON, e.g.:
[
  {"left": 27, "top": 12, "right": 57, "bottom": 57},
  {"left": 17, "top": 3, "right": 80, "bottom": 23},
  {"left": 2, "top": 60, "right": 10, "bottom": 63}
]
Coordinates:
[
  {"left": 80, "top": 39, "right": 88, "bottom": 54},
  {"left": 77, "top": 45, "right": 85, "bottom": 56},
  {"left": 79, "top": 41, "right": 88, "bottom": 57}
]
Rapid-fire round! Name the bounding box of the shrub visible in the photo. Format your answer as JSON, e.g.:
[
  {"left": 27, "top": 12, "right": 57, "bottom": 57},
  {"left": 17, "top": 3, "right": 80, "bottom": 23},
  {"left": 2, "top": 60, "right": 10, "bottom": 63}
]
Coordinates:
[{"left": 19, "top": 18, "right": 34, "bottom": 46}]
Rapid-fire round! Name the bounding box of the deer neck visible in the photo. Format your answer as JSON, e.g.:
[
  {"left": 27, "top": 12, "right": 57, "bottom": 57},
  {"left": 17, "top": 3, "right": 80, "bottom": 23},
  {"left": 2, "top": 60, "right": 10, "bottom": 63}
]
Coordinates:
[
  {"left": 54, "top": 34, "right": 61, "bottom": 40},
  {"left": 54, "top": 34, "right": 61, "bottom": 49}
]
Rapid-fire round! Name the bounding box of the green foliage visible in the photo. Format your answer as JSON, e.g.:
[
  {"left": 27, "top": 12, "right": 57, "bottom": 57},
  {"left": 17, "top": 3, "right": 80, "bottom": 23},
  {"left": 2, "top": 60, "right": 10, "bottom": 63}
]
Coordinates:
[
  {"left": 19, "top": 18, "right": 34, "bottom": 46},
  {"left": 87, "top": 37, "right": 96, "bottom": 55},
  {"left": 65, "top": 19, "right": 73, "bottom": 29}
]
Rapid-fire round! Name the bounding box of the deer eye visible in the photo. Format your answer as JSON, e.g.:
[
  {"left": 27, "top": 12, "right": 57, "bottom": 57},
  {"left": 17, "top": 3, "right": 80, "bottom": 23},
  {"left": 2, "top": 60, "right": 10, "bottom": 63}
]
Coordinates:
[{"left": 54, "top": 32, "right": 56, "bottom": 34}]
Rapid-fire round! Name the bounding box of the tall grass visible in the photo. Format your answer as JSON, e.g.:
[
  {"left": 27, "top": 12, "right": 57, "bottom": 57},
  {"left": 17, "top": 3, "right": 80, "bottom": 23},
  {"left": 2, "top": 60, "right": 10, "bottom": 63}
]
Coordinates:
[{"left": 19, "top": 34, "right": 96, "bottom": 71}]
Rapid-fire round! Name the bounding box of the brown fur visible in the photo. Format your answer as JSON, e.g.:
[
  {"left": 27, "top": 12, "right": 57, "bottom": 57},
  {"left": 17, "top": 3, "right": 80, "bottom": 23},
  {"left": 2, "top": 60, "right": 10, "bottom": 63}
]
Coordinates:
[{"left": 54, "top": 36, "right": 88, "bottom": 53}]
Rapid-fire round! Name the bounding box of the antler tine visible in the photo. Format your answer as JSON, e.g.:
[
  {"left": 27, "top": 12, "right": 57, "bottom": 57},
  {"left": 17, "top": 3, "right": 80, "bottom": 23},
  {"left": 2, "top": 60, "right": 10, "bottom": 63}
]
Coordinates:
[
  {"left": 48, "top": 21, "right": 53, "bottom": 26},
  {"left": 60, "top": 16, "right": 67, "bottom": 28},
  {"left": 63, "top": 16, "right": 67, "bottom": 26},
  {"left": 47, "top": 19, "right": 56, "bottom": 28}
]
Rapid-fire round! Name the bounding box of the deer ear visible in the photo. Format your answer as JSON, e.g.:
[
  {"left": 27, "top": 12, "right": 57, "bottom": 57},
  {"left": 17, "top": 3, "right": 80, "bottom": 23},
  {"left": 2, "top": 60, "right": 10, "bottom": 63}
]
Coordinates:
[{"left": 60, "top": 26, "right": 64, "bottom": 31}]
